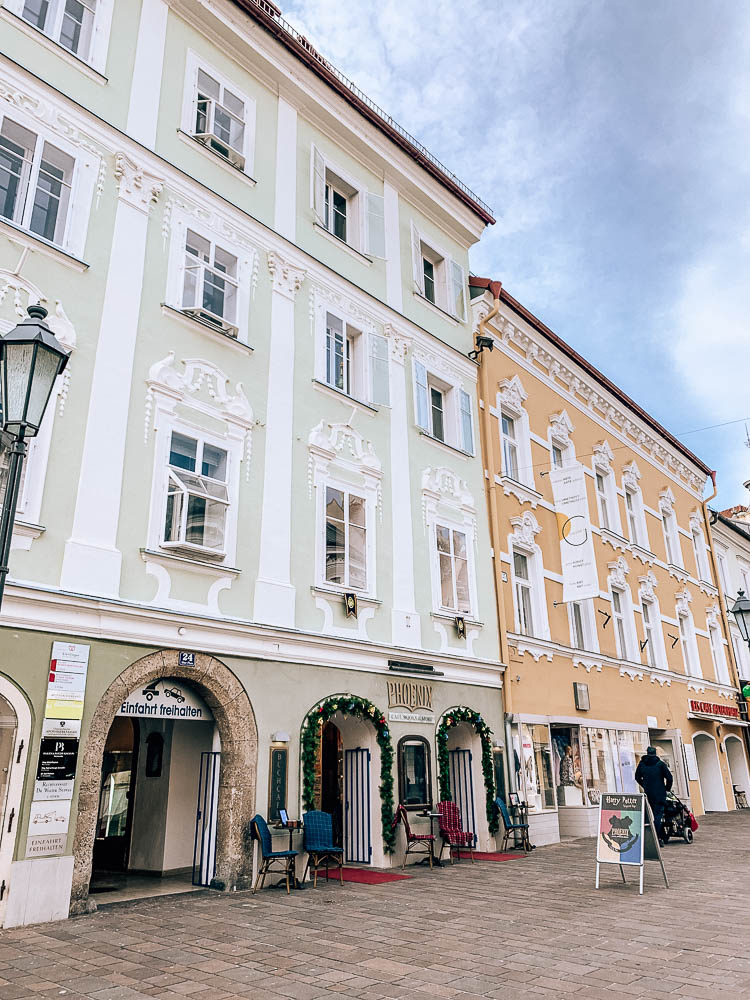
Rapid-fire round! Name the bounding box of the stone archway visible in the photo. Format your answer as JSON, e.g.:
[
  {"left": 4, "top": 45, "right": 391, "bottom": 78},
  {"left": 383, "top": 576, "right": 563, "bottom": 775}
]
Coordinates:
[{"left": 70, "top": 650, "right": 257, "bottom": 915}]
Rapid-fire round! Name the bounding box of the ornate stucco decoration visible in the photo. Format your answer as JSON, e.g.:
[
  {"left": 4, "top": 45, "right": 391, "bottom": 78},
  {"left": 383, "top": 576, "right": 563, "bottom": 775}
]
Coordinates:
[
  {"left": 607, "top": 555, "right": 630, "bottom": 589},
  {"left": 308, "top": 284, "right": 378, "bottom": 339},
  {"left": 307, "top": 420, "right": 383, "bottom": 510},
  {"left": 509, "top": 511, "right": 542, "bottom": 554},
  {"left": 593, "top": 440, "right": 614, "bottom": 474},
  {"left": 497, "top": 374, "right": 528, "bottom": 418},
  {"left": 689, "top": 510, "right": 703, "bottom": 533},
  {"left": 622, "top": 460, "right": 642, "bottom": 492},
  {"left": 114, "top": 152, "right": 164, "bottom": 214},
  {"left": 658, "top": 487, "right": 676, "bottom": 515},
  {"left": 383, "top": 323, "right": 411, "bottom": 366},
  {"left": 548, "top": 409, "right": 574, "bottom": 447},
  {"left": 706, "top": 604, "right": 721, "bottom": 629},
  {"left": 421, "top": 466, "right": 477, "bottom": 547},
  {"left": 675, "top": 588, "right": 692, "bottom": 617},
  {"left": 145, "top": 353, "right": 254, "bottom": 476},
  {"left": 267, "top": 251, "right": 306, "bottom": 299},
  {"left": 638, "top": 570, "right": 658, "bottom": 601}
]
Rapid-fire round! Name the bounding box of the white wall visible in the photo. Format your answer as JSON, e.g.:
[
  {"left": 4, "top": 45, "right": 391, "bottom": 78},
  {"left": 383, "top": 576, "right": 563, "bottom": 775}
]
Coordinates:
[
  {"left": 128, "top": 721, "right": 172, "bottom": 872},
  {"left": 163, "top": 721, "right": 215, "bottom": 871}
]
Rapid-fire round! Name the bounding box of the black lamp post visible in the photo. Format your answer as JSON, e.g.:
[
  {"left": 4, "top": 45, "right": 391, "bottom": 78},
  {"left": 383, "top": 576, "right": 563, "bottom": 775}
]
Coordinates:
[
  {"left": 0, "top": 304, "right": 70, "bottom": 608},
  {"left": 729, "top": 590, "right": 750, "bottom": 700}
]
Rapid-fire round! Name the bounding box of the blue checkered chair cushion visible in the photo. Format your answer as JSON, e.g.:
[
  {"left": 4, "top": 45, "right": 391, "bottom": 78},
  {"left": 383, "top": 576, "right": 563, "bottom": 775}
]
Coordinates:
[
  {"left": 303, "top": 810, "right": 343, "bottom": 853},
  {"left": 252, "top": 814, "right": 297, "bottom": 859}
]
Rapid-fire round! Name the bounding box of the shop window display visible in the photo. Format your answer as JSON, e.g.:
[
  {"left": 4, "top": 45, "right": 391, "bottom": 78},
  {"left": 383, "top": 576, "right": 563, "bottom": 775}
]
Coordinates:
[
  {"left": 520, "top": 723, "right": 555, "bottom": 812},
  {"left": 580, "top": 727, "right": 650, "bottom": 803},
  {"left": 551, "top": 726, "right": 584, "bottom": 805}
]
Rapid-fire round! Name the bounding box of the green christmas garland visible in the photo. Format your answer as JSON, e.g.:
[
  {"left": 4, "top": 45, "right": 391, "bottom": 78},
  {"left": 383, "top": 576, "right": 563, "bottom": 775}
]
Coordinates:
[
  {"left": 300, "top": 694, "right": 396, "bottom": 854},
  {"left": 436, "top": 706, "right": 499, "bottom": 834}
]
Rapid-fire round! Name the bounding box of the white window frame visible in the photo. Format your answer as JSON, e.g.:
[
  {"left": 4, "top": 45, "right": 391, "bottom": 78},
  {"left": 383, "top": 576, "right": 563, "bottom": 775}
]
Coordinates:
[
  {"left": 568, "top": 599, "right": 598, "bottom": 652},
  {"left": 676, "top": 597, "right": 701, "bottom": 678},
  {"left": 165, "top": 209, "right": 253, "bottom": 344},
  {"left": 715, "top": 545, "right": 731, "bottom": 595},
  {"left": 508, "top": 512, "right": 550, "bottom": 640},
  {"left": 319, "top": 481, "right": 372, "bottom": 595},
  {"left": 410, "top": 222, "right": 466, "bottom": 320},
  {"left": 314, "top": 303, "right": 389, "bottom": 407},
  {"left": 435, "top": 522, "right": 473, "bottom": 615},
  {"left": 161, "top": 431, "right": 230, "bottom": 557},
  {"left": 497, "top": 376, "right": 534, "bottom": 489},
  {"left": 423, "top": 467, "right": 478, "bottom": 620},
  {"left": 662, "top": 510, "right": 681, "bottom": 567},
  {"left": 638, "top": 595, "right": 667, "bottom": 671},
  {"left": 0, "top": 107, "right": 95, "bottom": 257},
  {"left": 310, "top": 144, "right": 385, "bottom": 258},
  {"left": 182, "top": 51, "right": 256, "bottom": 178},
  {"left": 6, "top": 0, "right": 114, "bottom": 73},
  {"left": 548, "top": 410, "right": 576, "bottom": 470},
  {"left": 737, "top": 558, "right": 750, "bottom": 598},
  {"left": 413, "top": 357, "right": 474, "bottom": 454},
  {"left": 731, "top": 629, "right": 749, "bottom": 682},
  {"left": 147, "top": 418, "right": 242, "bottom": 565},
  {"left": 610, "top": 586, "right": 636, "bottom": 661},
  {"left": 708, "top": 620, "right": 730, "bottom": 686}
]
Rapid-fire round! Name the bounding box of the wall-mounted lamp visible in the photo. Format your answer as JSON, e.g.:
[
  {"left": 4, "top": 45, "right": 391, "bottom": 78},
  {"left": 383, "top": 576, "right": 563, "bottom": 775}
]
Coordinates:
[
  {"left": 468, "top": 334, "right": 494, "bottom": 361},
  {"left": 271, "top": 731, "right": 290, "bottom": 743},
  {"left": 455, "top": 616, "right": 466, "bottom": 639}
]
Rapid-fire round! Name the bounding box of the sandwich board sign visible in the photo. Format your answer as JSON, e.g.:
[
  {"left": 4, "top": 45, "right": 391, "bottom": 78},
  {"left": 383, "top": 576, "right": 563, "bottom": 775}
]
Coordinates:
[{"left": 595, "top": 792, "right": 669, "bottom": 894}]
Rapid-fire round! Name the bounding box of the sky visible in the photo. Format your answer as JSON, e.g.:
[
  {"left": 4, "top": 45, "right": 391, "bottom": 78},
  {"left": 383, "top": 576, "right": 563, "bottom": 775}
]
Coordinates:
[{"left": 283, "top": 0, "right": 750, "bottom": 508}]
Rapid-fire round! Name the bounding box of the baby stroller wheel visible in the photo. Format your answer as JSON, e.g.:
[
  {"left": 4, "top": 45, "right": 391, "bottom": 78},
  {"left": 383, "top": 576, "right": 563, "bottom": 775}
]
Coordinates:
[{"left": 683, "top": 827, "right": 693, "bottom": 844}]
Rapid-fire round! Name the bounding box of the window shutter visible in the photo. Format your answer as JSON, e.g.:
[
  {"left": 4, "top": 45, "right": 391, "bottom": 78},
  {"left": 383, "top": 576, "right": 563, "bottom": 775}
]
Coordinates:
[
  {"left": 311, "top": 145, "right": 326, "bottom": 223},
  {"left": 411, "top": 224, "right": 424, "bottom": 294},
  {"left": 368, "top": 333, "right": 390, "bottom": 405},
  {"left": 449, "top": 257, "right": 467, "bottom": 320},
  {"left": 365, "top": 192, "right": 386, "bottom": 258},
  {"left": 414, "top": 360, "right": 429, "bottom": 429},
  {"left": 459, "top": 389, "right": 474, "bottom": 454}
]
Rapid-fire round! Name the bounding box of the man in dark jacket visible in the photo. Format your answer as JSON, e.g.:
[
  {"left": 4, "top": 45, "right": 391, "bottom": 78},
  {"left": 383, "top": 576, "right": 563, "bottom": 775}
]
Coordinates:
[{"left": 635, "top": 746, "right": 673, "bottom": 844}]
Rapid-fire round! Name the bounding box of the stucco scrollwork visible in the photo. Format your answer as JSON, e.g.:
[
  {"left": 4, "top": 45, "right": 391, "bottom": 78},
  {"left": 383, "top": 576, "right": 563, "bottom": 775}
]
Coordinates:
[
  {"left": 548, "top": 409, "right": 574, "bottom": 447},
  {"left": 689, "top": 510, "right": 703, "bottom": 533},
  {"left": 706, "top": 603, "right": 721, "bottom": 629},
  {"left": 509, "top": 511, "right": 542, "bottom": 553},
  {"left": 658, "top": 487, "right": 676, "bottom": 515},
  {"left": 593, "top": 440, "right": 614, "bottom": 474},
  {"left": 675, "top": 588, "right": 692, "bottom": 617},
  {"left": 113, "top": 152, "right": 164, "bottom": 214},
  {"left": 638, "top": 570, "right": 658, "bottom": 602},
  {"left": 607, "top": 555, "right": 630, "bottom": 589},
  {"left": 622, "top": 460, "right": 642, "bottom": 492},
  {"left": 497, "top": 374, "right": 528, "bottom": 418},
  {"left": 267, "top": 251, "right": 306, "bottom": 299},
  {"left": 308, "top": 420, "right": 383, "bottom": 508}
]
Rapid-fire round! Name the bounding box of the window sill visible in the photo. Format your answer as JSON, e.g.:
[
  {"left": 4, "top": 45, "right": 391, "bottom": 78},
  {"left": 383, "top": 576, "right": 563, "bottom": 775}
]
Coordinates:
[
  {"left": 412, "top": 291, "right": 461, "bottom": 326},
  {"left": 667, "top": 562, "right": 689, "bottom": 581},
  {"left": 431, "top": 611, "right": 483, "bottom": 628},
  {"left": 160, "top": 304, "right": 253, "bottom": 353},
  {"left": 10, "top": 519, "right": 45, "bottom": 551},
  {"left": 600, "top": 528, "right": 629, "bottom": 552},
  {"left": 497, "top": 475, "right": 542, "bottom": 508},
  {"left": 312, "top": 379, "right": 379, "bottom": 413},
  {"left": 141, "top": 548, "right": 241, "bottom": 575},
  {"left": 1, "top": 9, "right": 108, "bottom": 84},
  {"left": 631, "top": 544, "right": 657, "bottom": 565},
  {"left": 311, "top": 585, "right": 381, "bottom": 606},
  {"left": 0, "top": 218, "right": 88, "bottom": 271},
  {"left": 176, "top": 130, "right": 257, "bottom": 186},
  {"left": 313, "top": 222, "right": 373, "bottom": 265},
  {"left": 419, "top": 430, "right": 471, "bottom": 458}
]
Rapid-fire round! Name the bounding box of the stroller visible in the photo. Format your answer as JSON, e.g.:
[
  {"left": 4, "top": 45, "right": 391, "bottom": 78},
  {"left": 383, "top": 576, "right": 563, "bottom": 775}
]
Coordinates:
[{"left": 661, "top": 790, "right": 696, "bottom": 844}]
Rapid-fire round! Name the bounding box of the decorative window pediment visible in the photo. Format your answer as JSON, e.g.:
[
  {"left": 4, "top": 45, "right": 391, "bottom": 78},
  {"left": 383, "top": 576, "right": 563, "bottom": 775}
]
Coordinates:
[
  {"left": 593, "top": 440, "right": 614, "bottom": 474},
  {"left": 706, "top": 604, "right": 721, "bottom": 629},
  {"left": 659, "top": 487, "right": 676, "bottom": 515},
  {"left": 689, "top": 510, "right": 703, "bottom": 533},
  {"left": 146, "top": 353, "right": 253, "bottom": 429},
  {"left": 509, "top": 511, "right": 542, "bottom": 554},
  {"left": 308, "top": 420, "right": 383, "bottom": 505},
  {"left": 622, "top": 460, "right": 642, "bottom": 493},
  {"left": 676, "top": 588, "right": 692, "bottom": 617},
  {"left": 497, "top": 374, "right": 528, "bottom": 418},
  {"left": 548, "top": 409, "right": 574, "bottom": 447},
  {"left": 638, "top": 570, "right": 658, "bottom": 602},
  {"left": 607, "top": 555, "right": 630, "bottom": 590},
  {"left": 421, "top": 467, "right": 475, "bottom": 513}
]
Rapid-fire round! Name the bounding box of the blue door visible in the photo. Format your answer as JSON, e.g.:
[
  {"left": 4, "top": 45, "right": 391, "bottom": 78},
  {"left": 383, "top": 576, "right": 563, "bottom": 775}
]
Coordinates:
[{"left": 344, "top": 747, "right": 371, "bottom": 864}]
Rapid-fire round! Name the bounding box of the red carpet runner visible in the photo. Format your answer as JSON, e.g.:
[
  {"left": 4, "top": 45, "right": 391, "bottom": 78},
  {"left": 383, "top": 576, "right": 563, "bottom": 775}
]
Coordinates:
[
  {"left": 321, "top": 867, "right": 412, "bottom": 884},
  {"left": 454, "top": 850, "right": 525, "bottom": 861}
]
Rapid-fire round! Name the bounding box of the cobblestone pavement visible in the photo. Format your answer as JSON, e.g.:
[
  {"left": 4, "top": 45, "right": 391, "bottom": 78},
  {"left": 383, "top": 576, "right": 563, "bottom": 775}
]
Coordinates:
[{"left": 3, "top": 812, "right": 750, "bottom": 999}]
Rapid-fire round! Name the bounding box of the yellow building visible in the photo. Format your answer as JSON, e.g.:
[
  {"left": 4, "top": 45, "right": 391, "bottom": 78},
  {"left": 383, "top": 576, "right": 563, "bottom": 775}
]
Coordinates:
[{"left": 469, "top": 278, "right": 749, "bottom": 845}]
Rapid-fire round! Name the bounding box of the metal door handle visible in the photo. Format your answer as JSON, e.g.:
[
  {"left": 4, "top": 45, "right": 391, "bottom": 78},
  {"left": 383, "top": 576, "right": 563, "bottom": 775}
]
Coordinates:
[
  {"left": 7, "top": 808, "right": 14, "bottom": 833},
  {"left": 15, "top": 740, "right": 23, "bottom": 764}
]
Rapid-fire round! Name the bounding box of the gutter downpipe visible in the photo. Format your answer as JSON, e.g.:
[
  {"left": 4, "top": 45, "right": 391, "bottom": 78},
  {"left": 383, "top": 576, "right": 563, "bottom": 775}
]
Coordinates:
[
  {"left": 701, "top": 471, "right": 750, "bottom": 783},
  {"left": 474, "top": 282, "right": 517, "bottom": 792}
]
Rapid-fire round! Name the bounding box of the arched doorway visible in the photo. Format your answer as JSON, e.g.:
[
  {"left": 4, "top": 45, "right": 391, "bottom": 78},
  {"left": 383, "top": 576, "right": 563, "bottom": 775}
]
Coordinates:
[
  {"left": 71, "top": 650, "right": 257, "bottom": 915},
  {"left": 725, "top": 735, "right": 750, "bottom": 804},
  {"left": 317, "top": 713, "right": 377, "bottom": 865},
  {"left": 0, "top": 676, "right": 31, "bottom": 928},
  {"left": 693, "top": 733, "right": 727, "bottom": 812}
]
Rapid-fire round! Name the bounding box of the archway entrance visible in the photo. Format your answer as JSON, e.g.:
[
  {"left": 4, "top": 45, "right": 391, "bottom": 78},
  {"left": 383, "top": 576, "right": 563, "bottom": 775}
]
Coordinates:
[
  {"left": 317, "top": 714, "right": 373, "bottom": 865},
  {"left": 71, "top": 650, "right": 257, "bottom": 915},
  {"left": 89, "top": 680, "right": 218, "bottom": 903},
  {"left": 694, "top": 733, "right": 728, "bottom": 812},
  {"left": 725, "top": 735, "right": 750, "bottom": 805}
]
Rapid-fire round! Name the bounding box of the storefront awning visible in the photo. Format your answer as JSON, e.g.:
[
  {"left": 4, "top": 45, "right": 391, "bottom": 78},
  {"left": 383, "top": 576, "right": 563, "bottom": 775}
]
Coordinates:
[{"left": 687, "top": 712, "right": 749, "bottom": 727}]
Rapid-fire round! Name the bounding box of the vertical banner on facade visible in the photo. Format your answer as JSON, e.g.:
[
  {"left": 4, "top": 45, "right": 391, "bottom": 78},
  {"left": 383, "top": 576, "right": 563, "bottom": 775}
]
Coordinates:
[
  {"left": 26, "top": 642, "right": 90, "bottom": 858},
  {"left": 549, "top": 464, "right": 599, "bottom": 602}
]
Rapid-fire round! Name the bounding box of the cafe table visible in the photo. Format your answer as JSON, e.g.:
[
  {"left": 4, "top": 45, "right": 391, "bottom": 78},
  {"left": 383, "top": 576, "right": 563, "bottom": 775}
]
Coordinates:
[
  {"left": 271, "top": 819, "right": 305, "bottom": 889},
  {"left": 418, "top": 810, "right": 443, "bottom": 867}
]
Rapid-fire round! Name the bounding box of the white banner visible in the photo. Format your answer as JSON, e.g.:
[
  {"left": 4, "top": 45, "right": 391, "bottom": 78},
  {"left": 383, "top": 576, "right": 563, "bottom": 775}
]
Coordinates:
[
  {"left": 117, "top": 678, "right": 213, "bottom": 722},
  {"left": 549, "top": 463, "right": 599, "bottom": 603}
]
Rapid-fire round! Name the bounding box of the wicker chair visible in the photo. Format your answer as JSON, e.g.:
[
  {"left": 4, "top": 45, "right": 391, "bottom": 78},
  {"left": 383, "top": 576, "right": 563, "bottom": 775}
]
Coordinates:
[
  {"left": 251, "top": 814, "right": 298, "bottom": 894},
  {"left": 437, "top": 800, "right": 475, "bottom": 863},
  {"left": 391, "top": 804, "right": 435, "bottom": 869},
  {"left": 302, "top": 810, "right": 344, "bottom": 887}
]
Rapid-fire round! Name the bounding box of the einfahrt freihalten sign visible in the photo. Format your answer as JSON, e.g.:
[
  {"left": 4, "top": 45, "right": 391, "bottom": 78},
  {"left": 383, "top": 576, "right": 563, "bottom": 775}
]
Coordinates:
[
  {"left": 595, "top": 792, "right": 668, "bottom": 894},
  {"left": 116, "top": 678, "right": 213, "bottom": 721}
]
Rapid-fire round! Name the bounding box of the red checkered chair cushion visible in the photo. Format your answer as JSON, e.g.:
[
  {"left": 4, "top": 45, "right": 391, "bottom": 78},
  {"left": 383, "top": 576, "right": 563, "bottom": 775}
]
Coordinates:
[
  {"left": 437, "top": 801, "right": 473, "bottom": 846},
  {"left": 393, "top": 804, "right": 435, "bottom": 843}
]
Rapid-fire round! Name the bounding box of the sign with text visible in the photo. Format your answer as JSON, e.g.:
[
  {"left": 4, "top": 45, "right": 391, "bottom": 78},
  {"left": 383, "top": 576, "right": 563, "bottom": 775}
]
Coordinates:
[
  {"left": 388, "top": 710, "right": 435, "bottom": 725},
  {"left": 36, "top": 738, "right": 79, "bottom": 782},
  {"left": 268, "top": 746, "right": 288, "bottom": 822},
  {"left": 117, "top": 678, "right": 213, "bottom": 721},
  {"left": 549, "top": 463, "right": 599, "bottom": 602},
  {"left": 688, "top": 699, "right": 740, "bottom": 720},
  {"left": 25, "top": 834, "right": 67, "bottom": 857},
  {"left": 597, "top": 793, "right": 644, "bottom": 866},
  {"left": 387, "top": 680, "right": 433, "bottom": 714},
  {"left": 42, "top": 718, "right": 81, "bottom": 739},
  {"left": 44, "top": 642, "right": 89, "bottom": 721}
]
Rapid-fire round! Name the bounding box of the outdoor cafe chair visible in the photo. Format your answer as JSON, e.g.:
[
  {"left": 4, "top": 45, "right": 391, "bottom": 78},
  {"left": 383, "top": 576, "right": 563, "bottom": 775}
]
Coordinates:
[
  {"left": 302, "top": 810, "right": 344, "bottom": 887},
  {"left": 391, "top": 803, "right": 435, "bottom": 869},
  {"left": 250, "top": 814, "right": 298, "bottom": 894},
  {"left": 494, "top": 796, "right": 531, "bottom": 853},
  {"left": 437, "top": 800, "right": 475, "bottom": 863}
]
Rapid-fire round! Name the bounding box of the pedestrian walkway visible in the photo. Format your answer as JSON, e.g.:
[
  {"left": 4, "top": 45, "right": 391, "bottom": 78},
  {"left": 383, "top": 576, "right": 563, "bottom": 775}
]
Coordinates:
[{"left": 2, "top": 812, "right": 750, "bottom": 998}]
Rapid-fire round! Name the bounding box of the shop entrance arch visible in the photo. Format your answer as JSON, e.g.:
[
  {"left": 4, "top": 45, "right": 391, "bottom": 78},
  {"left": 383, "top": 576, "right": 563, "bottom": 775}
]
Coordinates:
[
  {"left": 693, "top": 733, "right": 727, "bottom": 813},
  {"left": 71, "top": 650, "right": 257, "bottom": 915},
  {"left": 724, "top": 735, "right": 750, "bottom": 804},
  {"left": 0, "top": 676, "right": 31, "bottom": 928}
]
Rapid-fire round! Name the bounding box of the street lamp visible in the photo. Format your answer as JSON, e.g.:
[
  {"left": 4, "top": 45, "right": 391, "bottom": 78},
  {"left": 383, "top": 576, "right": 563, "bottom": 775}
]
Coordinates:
[
  {"left": 0, "top": 304, "right": 70, "bottom": 608},
  {"left": 729, "top": 590, "right": 750, "bottom": 700}
]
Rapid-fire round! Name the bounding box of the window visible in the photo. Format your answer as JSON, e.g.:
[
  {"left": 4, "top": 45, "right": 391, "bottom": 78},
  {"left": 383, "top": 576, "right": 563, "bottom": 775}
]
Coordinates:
[
  {"left": 317, "top": 308, "right": 389, "bottom": 406},
  {"left": 709, "top": 624, "right": 729, "bottom": 685},
  {"left": 519, "top": 723, "right": 555, "bottom": 812},
  {"left": 414, "top": 361, "right": 474, "bottom": 453},
  {"left": 180, "top": 230, "right": 238, "bottom": 335},
  {"left": 662, "top": 511, "right": 681, "bottom": 566},
  {"left": 551, "top": 445, "right": 564, "bottom": 470},
  {"left": 611, "top": 589, "right": 630, "bottom": 659},
  {"left": 0, "top": 117, "right": 73, "bottom": 246},
  {"left": 325, "top": 181, "right": 347, "bottom": 242},
  {"left": 436, "top": 525, "right": 470, "bottom": 613},
  {"left": 625, "top": 491, "right": 640, "bottom": 545},
  {"left": 732, "top": 632, "right": 749, "bottom": 683},
  {"left": 325, "top": 314, "right": 354, "bottom": 395},
  {"left": 580, "top": 728, "right": 650, "bottom": 801},
  {"left": 501, "top": 412, "right": 519, "bottom": 480},
  {"left": 311, "top": 146, "right": 385, "bottom": 257},
  {"left": 410, "top": 224, "right": 467, "bottom": 320},
  {"left": 691, "top": 525, "right": 710, "bottom": 581},
  {"left": 22, "top": 0, "right": 96, "bottom": 59},
  {"left": 641, "top": 600, "right": 656, "bottom": 667},
  {"left": 325, "top": 486, "right": 367, "bottom": 591},
  {"left": 513, "top": 551, "right": 534, "bottom": 636},
  {"left": 678, "top": 611, "right": 701, "bottom": 678},
  {"left": 397, "top": 737, "right": 431, "bottom": 810},
  {"left": 193, "top": 69, "right": 246, "bottom": 169},
  {"left": 716, "top": 549, "right": 730, "bottom": 594},
  {"left": 571, "top": 601, "right": 586, "bottom": 650},
  {"left": 163, "top": 432, "right": 229, "bottom": 555},
  {"left": 595, "top": 473, "right": 611, "bottom": 530}
]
